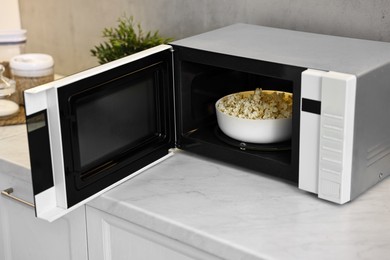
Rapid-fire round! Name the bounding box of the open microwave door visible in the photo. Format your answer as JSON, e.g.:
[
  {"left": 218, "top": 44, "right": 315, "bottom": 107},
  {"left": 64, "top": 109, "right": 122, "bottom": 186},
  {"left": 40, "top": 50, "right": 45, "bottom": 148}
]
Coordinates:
[{"left": 24, "top": 45, "right": 175, "bottom": 222}]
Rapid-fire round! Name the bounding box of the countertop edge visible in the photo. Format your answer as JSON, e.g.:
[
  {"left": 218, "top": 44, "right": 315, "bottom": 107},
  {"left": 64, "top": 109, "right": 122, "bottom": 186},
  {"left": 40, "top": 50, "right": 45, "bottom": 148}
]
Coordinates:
[{"left": 87, "top": 195, "right": 269, "bottom": 260}]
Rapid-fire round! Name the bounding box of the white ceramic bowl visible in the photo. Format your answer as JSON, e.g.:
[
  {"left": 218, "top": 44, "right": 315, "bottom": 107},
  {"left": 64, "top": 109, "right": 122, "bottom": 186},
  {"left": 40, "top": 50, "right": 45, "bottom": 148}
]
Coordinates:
[{"left": 215, "top": 90, "right": 292, "bottom": 144}]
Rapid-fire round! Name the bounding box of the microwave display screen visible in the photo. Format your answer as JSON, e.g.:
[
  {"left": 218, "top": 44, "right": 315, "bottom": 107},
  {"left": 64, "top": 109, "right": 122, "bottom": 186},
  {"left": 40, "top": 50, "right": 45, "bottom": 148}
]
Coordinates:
[{"left": 74, "top": 76, "right": 157, "bottom": 169}]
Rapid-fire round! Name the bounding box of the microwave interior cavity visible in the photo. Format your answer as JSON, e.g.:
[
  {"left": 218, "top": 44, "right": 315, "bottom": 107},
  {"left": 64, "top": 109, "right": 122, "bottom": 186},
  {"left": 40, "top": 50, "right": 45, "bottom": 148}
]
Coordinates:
[{"left": 173, "top": 47, "right": 306, "bottom": 182}]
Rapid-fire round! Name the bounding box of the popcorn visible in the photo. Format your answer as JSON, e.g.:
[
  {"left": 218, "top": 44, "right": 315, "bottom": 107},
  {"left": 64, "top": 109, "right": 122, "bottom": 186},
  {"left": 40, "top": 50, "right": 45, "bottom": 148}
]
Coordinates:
[{"left": 217, "top": 88, "right": 292, "bottom": 120}]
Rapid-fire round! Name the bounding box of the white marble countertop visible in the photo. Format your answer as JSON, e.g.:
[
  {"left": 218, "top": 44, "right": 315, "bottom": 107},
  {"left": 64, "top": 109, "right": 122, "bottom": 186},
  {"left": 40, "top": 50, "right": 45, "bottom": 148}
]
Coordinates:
[
  {"left": 0, "top": 125, "right": 31, "bottom": 181},
  {"left": 2, "top": 125, "right": 390, "bottom": 260},
  {"left": 87, "top": 150, "right": 390, "bottom": 260}
]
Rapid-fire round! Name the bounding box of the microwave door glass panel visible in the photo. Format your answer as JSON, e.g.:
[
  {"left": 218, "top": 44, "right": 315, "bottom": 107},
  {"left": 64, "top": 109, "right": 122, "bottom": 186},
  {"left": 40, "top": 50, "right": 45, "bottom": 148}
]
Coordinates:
[
  {"left": 57, "top": 47, "right": 174, "bottom": 209},
  {"left": 73, "top": 76, "right": 157, "bottom": 171}
]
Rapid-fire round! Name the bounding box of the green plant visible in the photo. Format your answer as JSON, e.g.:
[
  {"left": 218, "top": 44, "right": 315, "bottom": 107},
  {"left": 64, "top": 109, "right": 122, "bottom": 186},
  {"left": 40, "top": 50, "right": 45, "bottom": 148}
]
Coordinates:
[{"left": 91, "top": 16, "right": 173, "bottom": 64}]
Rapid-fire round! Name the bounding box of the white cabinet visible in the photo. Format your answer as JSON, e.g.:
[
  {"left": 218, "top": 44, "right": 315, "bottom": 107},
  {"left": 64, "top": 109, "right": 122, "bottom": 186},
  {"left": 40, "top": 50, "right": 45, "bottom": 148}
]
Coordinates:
[
  {"left": 0, "top": 170, "right": 88, "bottom": 260},
  {"left": 86, "top": 206, "right": 221, "bottom": 260}
]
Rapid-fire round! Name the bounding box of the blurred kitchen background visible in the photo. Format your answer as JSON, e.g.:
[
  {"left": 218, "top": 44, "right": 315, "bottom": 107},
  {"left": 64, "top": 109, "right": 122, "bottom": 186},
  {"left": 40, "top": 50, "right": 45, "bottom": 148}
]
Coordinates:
[{"left": 14, "top": 0, "right": 390, "bottom": 76}]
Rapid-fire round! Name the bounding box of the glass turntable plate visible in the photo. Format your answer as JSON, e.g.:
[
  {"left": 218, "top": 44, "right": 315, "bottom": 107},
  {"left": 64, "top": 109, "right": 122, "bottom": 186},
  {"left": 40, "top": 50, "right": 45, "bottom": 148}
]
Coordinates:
[{"left": 214, "top": 126, "right": 291, "bottom": 151}]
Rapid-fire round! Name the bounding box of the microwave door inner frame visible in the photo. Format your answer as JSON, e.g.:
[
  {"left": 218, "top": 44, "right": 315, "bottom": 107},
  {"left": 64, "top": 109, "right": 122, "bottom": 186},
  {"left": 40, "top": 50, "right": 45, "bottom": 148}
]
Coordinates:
[{"left": 59, "top": 47, "right": 175, "bottom": 209}]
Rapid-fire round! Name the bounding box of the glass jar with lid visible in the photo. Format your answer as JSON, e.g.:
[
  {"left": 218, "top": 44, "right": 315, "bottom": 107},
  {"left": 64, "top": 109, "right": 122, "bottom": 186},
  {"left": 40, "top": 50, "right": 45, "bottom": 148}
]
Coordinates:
[
  {"left": 10, "top": 53, "right": 54, "bottom": 105},
  {"left": 0, "top": 64, "right": 19, "bottom": 117},
  {"left": 0, "top": 29, "right": 26, "bottom": 78}
]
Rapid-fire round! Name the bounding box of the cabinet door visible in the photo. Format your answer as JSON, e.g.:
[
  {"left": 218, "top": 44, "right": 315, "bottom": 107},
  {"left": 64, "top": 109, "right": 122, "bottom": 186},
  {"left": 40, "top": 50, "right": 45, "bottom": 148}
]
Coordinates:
[
  {"left": 0, "top": 172, "right": 88, "bottom": 260},
  {"left": 86, "top": 206, "right": 221, "bottom": 260}
]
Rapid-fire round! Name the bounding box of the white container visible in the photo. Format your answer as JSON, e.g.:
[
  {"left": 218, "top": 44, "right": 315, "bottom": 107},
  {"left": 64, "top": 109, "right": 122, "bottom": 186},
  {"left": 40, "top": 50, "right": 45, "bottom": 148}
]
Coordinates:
[
  {"left": 215, "top": 90, "right": 293, "bottom": 143},
  {"left": 10, "top": 53, "right": 54, "bottom": 105},
  {"left": 0, "top": 29, "right": 26, "bottom": 61}
]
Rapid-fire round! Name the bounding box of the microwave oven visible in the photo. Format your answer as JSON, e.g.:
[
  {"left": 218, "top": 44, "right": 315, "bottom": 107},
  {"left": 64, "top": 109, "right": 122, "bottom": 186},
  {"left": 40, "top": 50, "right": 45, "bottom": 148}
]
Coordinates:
[{"left": 24, "top": 24, "right": 390, "bottom": 221}]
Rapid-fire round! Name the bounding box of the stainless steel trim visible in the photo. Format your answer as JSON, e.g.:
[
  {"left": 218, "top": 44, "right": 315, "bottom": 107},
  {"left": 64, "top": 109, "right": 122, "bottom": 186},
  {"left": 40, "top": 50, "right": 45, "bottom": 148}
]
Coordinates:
[{"left": 1, "top": 188, "right": 35, "bottom": 208}]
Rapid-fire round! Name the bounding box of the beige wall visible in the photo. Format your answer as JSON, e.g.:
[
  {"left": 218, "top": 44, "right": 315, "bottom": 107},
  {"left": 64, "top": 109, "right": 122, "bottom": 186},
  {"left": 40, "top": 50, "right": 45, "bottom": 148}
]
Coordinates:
[{"left": 19, "top": 0, "right": 390, "bottom": 76}]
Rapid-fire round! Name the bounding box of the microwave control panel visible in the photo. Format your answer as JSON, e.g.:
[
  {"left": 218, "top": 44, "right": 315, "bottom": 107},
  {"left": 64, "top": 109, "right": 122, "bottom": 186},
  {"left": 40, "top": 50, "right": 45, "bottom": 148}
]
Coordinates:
[{"left": 299, "top": 69, "right": 356, "bottom": 204}]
